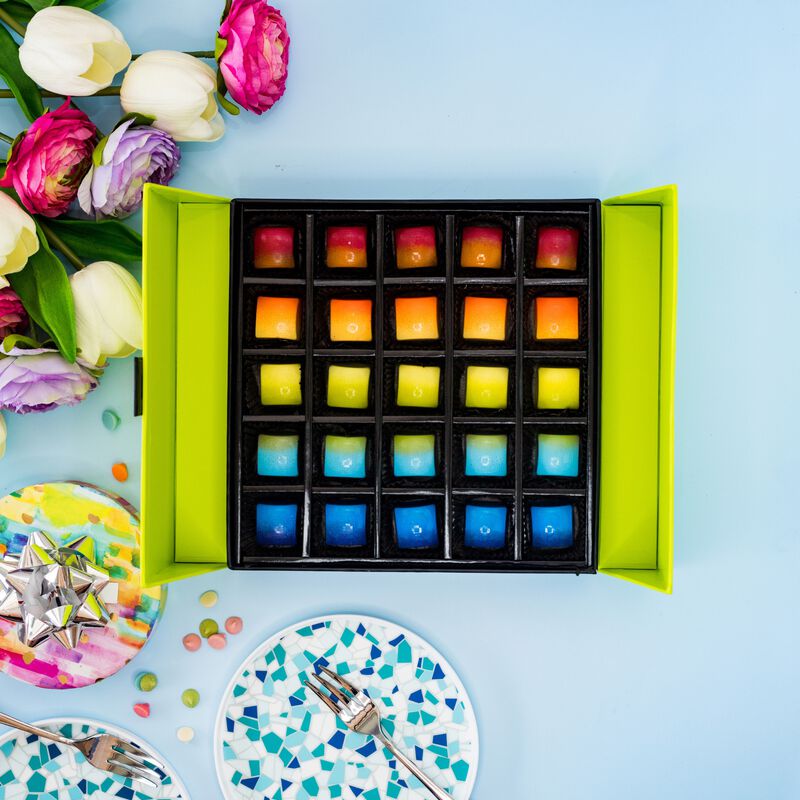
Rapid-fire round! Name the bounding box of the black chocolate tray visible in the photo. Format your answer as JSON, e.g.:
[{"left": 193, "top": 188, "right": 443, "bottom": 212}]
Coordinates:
[{"left": 228, "top": 200, "right": 600, "bottom": 572}]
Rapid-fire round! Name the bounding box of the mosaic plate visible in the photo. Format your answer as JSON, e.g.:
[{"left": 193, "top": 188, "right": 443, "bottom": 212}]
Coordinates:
[
  {"left": 0, "top": 481, "right": 164, "bottom": 689},
  {"left": 215, "top": 614, "right": 479, "bottom": 800},
  {"left": 0, "top": 717, "right": 186, "bottom": 798}
]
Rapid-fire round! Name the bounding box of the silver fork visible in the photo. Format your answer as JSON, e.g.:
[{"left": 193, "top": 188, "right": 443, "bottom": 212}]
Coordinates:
[
  {"left": 306, "top": 666, "right": 451, "bottom": 800},
  {"left": 0, "top": 711, "right": 164, "bottom": 789}
]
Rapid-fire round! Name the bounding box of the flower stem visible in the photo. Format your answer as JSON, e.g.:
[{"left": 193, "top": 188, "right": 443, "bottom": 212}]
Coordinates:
[
  {"left": 0, "top": 7, "right": 26, "bottom": 38},
  {"left": 0, "top": 132, "right": 13, "bottom": 144},
  {"left": 0, "top": 87, "right": 120, "bottom": 99},
  {"left": 131, "top": 50, "right": 216, "bottom": 60},
  {"left": 39, "top": 221, "right": 86, "bottom": 272}
]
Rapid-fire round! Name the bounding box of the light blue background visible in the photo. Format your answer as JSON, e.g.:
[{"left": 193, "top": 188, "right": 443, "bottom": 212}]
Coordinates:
[{"left": 1, "top": 0, "right": 799, "bottom": 797}]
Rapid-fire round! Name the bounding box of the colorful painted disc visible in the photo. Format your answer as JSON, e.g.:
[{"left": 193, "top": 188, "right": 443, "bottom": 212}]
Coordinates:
[
  {"left": 215, "top": 614, "right": 479, "bottom": 799},
  {"left": 0, "top": 481, "right": 165, "bottom": 689},
  {"left": 0, "top": 717, "right": 186, "bottom": 798}
]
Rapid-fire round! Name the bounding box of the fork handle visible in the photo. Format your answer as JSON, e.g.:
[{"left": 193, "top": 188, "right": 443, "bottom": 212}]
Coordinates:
[
  {"left": 375, "top": 729, "right": 452, "bottom": 800},
  {"left": 0, "top": 711, "right": 73, "bottom": 747}
]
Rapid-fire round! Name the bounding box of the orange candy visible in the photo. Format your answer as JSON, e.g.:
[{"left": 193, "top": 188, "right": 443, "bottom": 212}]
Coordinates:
[
  {"left": 330, "top": 298, "right": 373, "bottom": 342},
  {"left": 463, "top": 296, "right": 508, "bottom": 341},
  {"left": 535, "top": 297, "right": 579, "bottom": 340},
  {"left": 326, "top": 226, "right": 368, "bottom": 268},
  {"left": 395, "top": 226, "right": 437, "bottom": 269},
  {"left": 460, "top": 226, "right": 503, "bottom": 269},
  {"left": 395, "top": 296, "right": 439, "bottom": 341},
  {"left": 111, "top": 462, "right": 128, "bottom": 482},
  {"left": 255, "top": 296, "right": 301, "bottom": 340}
]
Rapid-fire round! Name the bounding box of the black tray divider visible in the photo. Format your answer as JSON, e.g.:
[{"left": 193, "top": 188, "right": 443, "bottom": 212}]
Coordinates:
[
  {"left": 374, "top": 214, "right": 385, "bottom": 559},
  {"left": 302, "top": 213, "right": 315, "bottom": 557},
  {"left": 444, "top": 214, "right": 455, "bottom": 559},
  {"left": 514, "top": 215, "right": 525, "bottom": 561},
  {"left": 586, "top": 200, "right": 601, "bottom": 568}
]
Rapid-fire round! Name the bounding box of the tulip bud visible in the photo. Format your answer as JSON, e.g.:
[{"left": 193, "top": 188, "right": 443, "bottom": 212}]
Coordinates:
[
  {"left": 0, "top": 193, "right": 39, "bottom": 288},
  {"left": 120, "top": 50, "right": 225, "bottom": 142},
  {"left": 70, "top": 261, "right": 142, "bottom": 366},
  {"left": 19, "top": 6, "right": 131, "bottom": 97}
]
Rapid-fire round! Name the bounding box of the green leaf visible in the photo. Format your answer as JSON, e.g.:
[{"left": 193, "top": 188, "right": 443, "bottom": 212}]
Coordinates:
[
  {"left": 61, "top": 0, "right": 108, "bottom": 10},
  {"left": 45, "top": 218, "right": 142, "bottom": 265},
  {"left": 20, "top": 0, "right": 57, "bottom": 11},
  {"left": 0, "top": 2, "right": 35, "bottom": 27},
  {"left": 217, "top": 91, "right": 239, "bottom": 116},
  {"left": 8, "top": 227, "right": 76, "bottom": 362},
  {"left": 214, "top": 33, "right": 227, "bottom": 60},
  {"left": 0, "top": 22, "right": 45, "bottom": 123}
]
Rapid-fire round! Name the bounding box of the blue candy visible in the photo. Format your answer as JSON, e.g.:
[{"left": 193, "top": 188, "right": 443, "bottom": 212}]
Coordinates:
[
  {"left": 256, "top": 503, "right": 298, "bottom": 547},
  {"left": 464, "top": 504, "right": 507, "bottom": 549},
  {"left": 325, "top": 504, "right": 368, "bottom": 547},
  {"left": 257, "top": 434, "right": 299, "bottom": 478},
  {"left": 530, "top": 505, "right": 574, "bottom": 549},
  {"left": 465, "top": 434, "right": 507, "bottom": 477},
  {"left": 393, "top": 434, "right": 436, "bottom": 477},
  {"left": 323, "top": 435, "right": 367, "bottom": 479},
  {"left": 536, "top": 434, "right": 579, "bottom": 477},
  {"left": 394, "top": 504, "right": 439, "bottom": 549}
]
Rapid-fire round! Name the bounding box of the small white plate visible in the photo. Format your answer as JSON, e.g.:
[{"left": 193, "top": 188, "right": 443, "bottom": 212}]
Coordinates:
[
  {"left": 215, "top": 614, "right": 479, "bottom": 799},
  {"left": 0, "top": 717, "right": 187, "bottom": 798}
]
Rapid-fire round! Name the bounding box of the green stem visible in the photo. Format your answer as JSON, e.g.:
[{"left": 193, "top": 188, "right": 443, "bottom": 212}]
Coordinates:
[
  {"left": 0, "top": 132, "right": 13, "bottom": 144},
  {"left": 0, "top": 87, "right": 120, "bottom": 99},
  {"left": 0, "top": 7, "right": 26, "bottom": 38},
  {"left": 132, "top": 50, "right": 215, "bottom": 59},
  {"left": 38, "top": 220, "right": 86, "bottom": 272}
]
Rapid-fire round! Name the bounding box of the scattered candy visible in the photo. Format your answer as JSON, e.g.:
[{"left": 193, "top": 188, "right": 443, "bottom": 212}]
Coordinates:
[
  {"left": 102, "top": 408, "right": 120, "bottom": 431},
  {"left": 199, "top": 590, "right": 218, "bottom": 608},
  {"left": 199, "top": 618, "right": 218, "bottom": 638},
  {"left": 181, "top": 688, "right": 200, "bottom": 708},
  {"left": 182, "top": 633, "right": 201, "bottom": 651},
  {"left": 135, "top": 672, "right": 158, "bottom": 692},
  {"left": 176, "top": 726, "right": 194, "bottom": 743},
  {"left": 133, "top": 703, "right": 150, "bottom": 718},
  {"left": 111, "top": 462, "right": 128, "bottom": 482},
  {"left": 208, "top": 633, "right": 227, "bottom": 649},
  {"left": 225, "top": 616, "right": 243, "bottom": 635}
]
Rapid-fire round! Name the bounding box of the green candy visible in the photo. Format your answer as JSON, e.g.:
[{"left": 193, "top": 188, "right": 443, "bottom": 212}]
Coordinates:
[
  {"left": 102, "top": 409, "right": 121, "bottom": 431},
  {"left": 181, "top": 688, "right": 200, "bottom": 708},
  {"left": 199, "top": 618, "right": 218, "bottom": 638},
  {"left": 135, "top": 672, "right": 158, "bottom": 692}
]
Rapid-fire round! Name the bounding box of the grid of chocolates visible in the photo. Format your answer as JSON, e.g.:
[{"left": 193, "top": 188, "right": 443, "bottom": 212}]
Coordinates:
[{"left": 228, "top": 201, "right": 599, "bottom": 571}]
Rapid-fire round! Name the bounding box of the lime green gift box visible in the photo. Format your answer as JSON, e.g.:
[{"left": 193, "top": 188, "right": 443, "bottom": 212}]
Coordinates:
[{"left": 140, "top": 185, "right": 677, "bottom": 593}]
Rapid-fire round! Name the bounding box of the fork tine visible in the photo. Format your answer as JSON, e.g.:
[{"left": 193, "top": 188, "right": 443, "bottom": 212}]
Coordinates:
[
  {"left": 108, "top": 753, "right": 163, "bottom": 786},
  {"left": 319, "top": 665, "right": 359, "bottom": 695},
  {"left": 104, "top": 761, "right": 158, "bottom": 789},
  {"left": 109, "top": 750, "right": 163, "bottom": 778},
  {"left": 311, "top": 671, "right": 352, "bottom": 705},
  {"left": 304, "top": 679, "right": 341, "bottom": 714},
  {"left": 111, "top": 739, "right": 156, "bottom": 764}
]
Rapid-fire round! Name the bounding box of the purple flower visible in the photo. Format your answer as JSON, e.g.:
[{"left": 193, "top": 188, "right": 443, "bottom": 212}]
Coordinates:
[
  {"left": 78, "top": 119, "right": 180, "bottom": 219},
  {"left": 0, "top": 345, "right": 101, "bottom": 413}
]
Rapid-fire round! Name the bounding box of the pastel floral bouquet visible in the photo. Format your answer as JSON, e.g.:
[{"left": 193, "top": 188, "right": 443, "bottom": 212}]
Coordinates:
[{"left": 0, "top": 0, "right": 290, "bottom": 457}]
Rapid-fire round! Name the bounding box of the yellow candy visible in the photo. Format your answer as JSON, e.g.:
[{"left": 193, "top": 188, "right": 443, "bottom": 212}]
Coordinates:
[
  {"left": 465, "top": 365, "right": 509, "bottom": 409},
  {"left": 327, "top": 365, "right": 371, "bottom": 409},
  {"left": 537, "top": 367, "right": 580, "bottom": 409},
  {"left": 396, "top": 364, "right": 441, "bottom": 408},
  {"left": 260, "top": 363, "right": 302, "bottom": 406}
]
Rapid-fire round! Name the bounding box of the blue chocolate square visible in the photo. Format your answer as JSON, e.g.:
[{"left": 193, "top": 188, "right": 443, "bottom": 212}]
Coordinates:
[
  {"left": 530, "top": 504, "right": 574, "bottom": 549},
  {"left": 325, "top": 503, "right": 368, "bottom": 547},
  {"left": 394, "top": 504, "right": 439, "bottom": 549},
  {"left": 256, "top": 503, "right": 298, "bottom": 547},
  {"left": 323, "top": 435, "right": 367, "bottom": 479},
  {"left": 464, "top": 504, "right": 507, "bottom": 549},
  {"left": 536, "top": 434, "right": 579, "bottom": 477},
  {"left": 257, "top": 434, "right": 299, "bottom": 478},
  {"left": 465, "top": 434, "right": 507, "bottom": 477}
]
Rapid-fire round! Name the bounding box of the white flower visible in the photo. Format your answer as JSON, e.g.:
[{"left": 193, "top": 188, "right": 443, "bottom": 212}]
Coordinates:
[
  {"left": 0, "top": 413, "right": 6, "bottom": 460},
  {"left": 19, "top": 7, "right": 131, "bottom": 97},
  {"left": 70, "top": 261, "right": 142, "bottom": 367},
  {"left": 0, "top": 193, "right": 39, "bottom": 288},
  {"left": 120, "top": 50, "right": 225, "bottom": 142}
]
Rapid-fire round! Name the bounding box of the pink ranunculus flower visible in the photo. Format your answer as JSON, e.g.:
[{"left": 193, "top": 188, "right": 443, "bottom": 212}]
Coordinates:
[
  {"left": 0, "top": 288, "right": 29, "bottom": 339},
  {"left": 218, "top": 0, "right": 290, "bottom": 115},
  {"left": 0, "top": 99, "right": 98, "bottom": 217}
]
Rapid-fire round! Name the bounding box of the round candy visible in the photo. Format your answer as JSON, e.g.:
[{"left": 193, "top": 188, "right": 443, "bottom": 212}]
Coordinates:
[
  {"left": 176, "top": 726, "right": 194, "bottom": 743},
  {"left": 199, "top": 618, "right": 218, "bottom": 638},
  {"left": 182, "top": 633, "right": 201, "bottom": 652},
  {"left": 225, "top": 616, "right": 243, "bottom": 635},
  {"left": 181, "top": 688, "right": 200, "bottom": 708},
  {"left": 133, "top": 703, "right": 150, "bottom": 718},
  {"left": 208, "top": 633, "right": 227, "bottom": 649},
  {"left": 102, "top": 409, "right": 121, "bottom": 431},
  {"left": 135, "top": 671, "right": 158, "bottom": 692},
  {"left": 199, "top": 590, "right": 218, "bottom": 608},
  {"left": 111, "top": 462, "right": 128, "bottom": 482}
]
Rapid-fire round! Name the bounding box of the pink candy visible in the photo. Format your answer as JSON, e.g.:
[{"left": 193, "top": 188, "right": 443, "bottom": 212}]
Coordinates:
[
  {"left": 208, "top": 633, "right": 227, "bottom": 650},
  {"left": 182, "top": 633, "right": 202, "bottom": 652},
  {"left": 225, "top": 616, "right": 243, "bottom": 635},
  {"left": 133, "top": 703, "right": 150, "bottom": 718}
]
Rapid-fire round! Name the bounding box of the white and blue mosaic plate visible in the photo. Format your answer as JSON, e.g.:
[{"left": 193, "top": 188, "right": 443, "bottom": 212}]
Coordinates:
[
  {"left": 0, "top": 717, "right": 186, "bottom": 798},
  {"left": 215, "top": 615, "right": 479, "bottom": 799}
]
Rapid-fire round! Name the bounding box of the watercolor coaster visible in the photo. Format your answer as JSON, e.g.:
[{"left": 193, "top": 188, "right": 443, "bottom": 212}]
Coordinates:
[
  {"left": 254, "top": 226, "right": 295, "bottom": 269},
  {"left": 327, "top": 365, "right": 371, "bottom": 409},
  {"left": 463, "top": 296, "right": 508, "bottom": 341},
  {"left": 395, "top": 225, "right": 437, "bottom": 268},
  {"left": 465, "top": 434, "right": 508, "bottom": 477},
  {"left": 394, "top": 504, "right": 439, "bottom": 549},
  {"left": 326, "top": 226, "right": 368, "bottom": 268},
  {"left": 465, "top": 365, "right": 509, "bottom": 409},
  {"left": 535, "top": 296, "right": 579, "bottom": 340},
  {"left": 460, "top": 226, "right": 503, "bottom": 268},
  {"left": 395, "top": 296, "right": 439, "bottom": 341},
  {"left": 464, "top": 504, "right": 507, "bottom": 549},
  {"left": 257, "top": 434, "right": 299, "bottom": 478},
  {"left": 396, "top": 364, "right": 441, "bottom": 408},
  {"left": 531, "top": 504, "right": 574, "bottom": 549},
  {"left": 255, "top": 296, "right": 301, "bottom": 340},
  {"left": 536, "top": 367, "right": 580, "bottom": 410},
  {"left": 256, "top": 503, "right": 298, "bottom": 547},
  {"left": 215, "top": 614, "right": 479, "bottom": 800},
  {"left": 323, "top": 435, "right": 367, "bottom": 479},
  {"left": 324, "top": 504, "right": 368, "bottom": 547},
  {"left": 0, "top": 482, "right": 164, "bottom": 690},
  {"left": 393, "top": 434, "right": 436, "bottom": 477},
  {"left": 536, "top": 434, "right": 580, "bottom": 477},
  {"left": 535, "top": 227, "right": 579, "bottom": 271},
  {"left": 260, "top": 363, "right": 302, "bottom": 406},
  {"left": 330, "top": 298, "right": 373, "bottom": 342}
]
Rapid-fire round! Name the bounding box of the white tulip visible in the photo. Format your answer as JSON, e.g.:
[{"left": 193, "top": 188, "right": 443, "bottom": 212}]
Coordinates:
[
  {"left": 0, "top": 193, "right": 39, "bottom": 288},
  {"left": 19, "top": 7, "right": 131, "bottom": 97},
  {"left": 120, "top": 50, "right": 225, "bottom": 142},
  {"left": 70, "top": 261, "right": 142, "bottom": 367},
  {"left": 0, "top": 413, "right": 6, "bottom": 460}
]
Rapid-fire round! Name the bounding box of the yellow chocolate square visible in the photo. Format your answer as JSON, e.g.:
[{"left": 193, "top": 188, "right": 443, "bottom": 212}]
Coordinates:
[
  {"left": 537, "top": 367, "right": 580, "bottom": 409},
  {"left": 260, "top": 363, "right": 302, "bottom": 406},
  {"left": 327, "top": 365, "right": 371, "bottom": 409},
  {"left": 396, "top": 364, "right": 441, "bottom": 408},
  {"left": 465, "top": 365, "right": 509, "bottom": 409}
]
